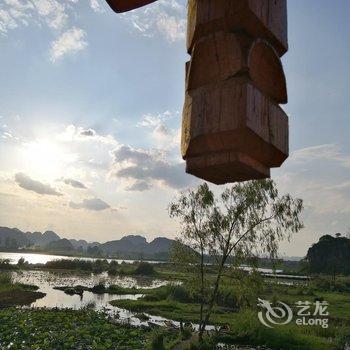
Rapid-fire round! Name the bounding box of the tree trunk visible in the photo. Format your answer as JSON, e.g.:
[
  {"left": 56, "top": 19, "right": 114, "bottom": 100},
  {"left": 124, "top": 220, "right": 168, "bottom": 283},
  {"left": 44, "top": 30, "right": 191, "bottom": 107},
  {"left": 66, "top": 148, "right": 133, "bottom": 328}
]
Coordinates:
[
  {"left": 198, "top": 254, "right": 227, "bottom": 340},
  {"left": 198, "top": 244, "right": 205, "bottom": 343}
]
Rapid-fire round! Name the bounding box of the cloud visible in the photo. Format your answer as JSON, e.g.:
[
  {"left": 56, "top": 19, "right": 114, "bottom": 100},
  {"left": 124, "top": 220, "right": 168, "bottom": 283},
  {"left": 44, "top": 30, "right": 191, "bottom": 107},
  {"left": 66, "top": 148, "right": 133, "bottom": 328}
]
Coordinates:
[
  {"left": 50, "top": 27, "right": 88, "bottom": 62},
  {"left": 111, "top": 145, "right": 197, "bottom": 190},
  {"left": 272, "top": 143, "right": 350, "bottom": 256},
  {"left": 137, "top": 111, "right": 172, "bottom": 128},
  {"left": 1, "top": 0, "right": 105, "bottom": 35},
  {"left": 122, "top": 0, "right": 186, "bottom": 42},
  {"left": 275, "top": 143, "right": 350, "bottom": 218},
  {"left": 32, "top": 0, "right": 67, "bottom": 30},
  {"left": 156, "top": 12, "right": 186, "bottom": 42},
  {"left": 153, "top": 123, "right": 170, "bottom": 138},
  {"left": 58, "top": 125, "right": 118, "bottom": 145},
  {"left": 290, "top": 143, "right": 350, "bottom": 168},
  {"left": 69, "top": 197, "right": 110, "bottom": 211},
  {"left": 0, "top": 0, "right": 72, "bottom": 35},
  {"left": 125, "top": 180, "right": 151, "bottom": 192},
  {"left": 0, "top": 8, "right": 18, "bottom": 34},
  {"left": 80, "top": 129, "right": 96, "bottom": 137},
  {"left": 90, "top": 0, "right": 104, "bottom": 13},
  {"left": 15, "top": 172, "right": 62, "bottom": 196},
  {"left": 61, "top": 178, "right": 87, "bottom": 189},
  {"left": 137, "top": 111, "right": 179, "bottom": 149}
]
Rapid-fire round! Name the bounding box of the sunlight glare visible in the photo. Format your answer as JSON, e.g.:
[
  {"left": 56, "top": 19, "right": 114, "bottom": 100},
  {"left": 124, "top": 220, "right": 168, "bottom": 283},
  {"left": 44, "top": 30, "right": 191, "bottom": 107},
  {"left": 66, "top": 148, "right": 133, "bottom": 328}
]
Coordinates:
[{"left": 21, "top": 140, "right": 67, "bottom": 180}]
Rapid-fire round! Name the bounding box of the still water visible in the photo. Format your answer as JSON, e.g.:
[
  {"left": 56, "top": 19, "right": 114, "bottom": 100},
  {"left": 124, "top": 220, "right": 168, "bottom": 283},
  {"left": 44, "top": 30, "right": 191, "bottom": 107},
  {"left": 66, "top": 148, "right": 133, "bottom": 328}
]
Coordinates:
[
  {"left": 0, "top": 252, "right": 158, "bottom": 265},
  {"left": 0, "top": 252, "right": 284, "bottom": 274},
  {"left": 12, "top": 270, "right": 177, "bottom": 327}
]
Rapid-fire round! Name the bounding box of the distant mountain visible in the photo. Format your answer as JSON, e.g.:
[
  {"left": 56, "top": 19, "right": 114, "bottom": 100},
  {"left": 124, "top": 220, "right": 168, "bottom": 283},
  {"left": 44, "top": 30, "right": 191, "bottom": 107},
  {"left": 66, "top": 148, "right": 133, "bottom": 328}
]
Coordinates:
[
  {"left": 0, "top": 227, "right": 61, "bottom": 250},
  {"left": 28, "top": 231, "right": 60, "bottom": 247},
  {"left": 46, "top": 238, "right": 75, "bottom": 252},
  {"left": 69, "top": 239, "right": 101, "bottom": 251},
  {"left": 0, "top": 225, "right": 177, "bottom": 260},
  {"left": 100, "top": 235, "right": 175, "bottom": 258},
  {"left": 0, "top": 227, "right": 31, "bottom": 249},
  {"left": 148, "top": 237, "right": 173, "bottom": 254}
]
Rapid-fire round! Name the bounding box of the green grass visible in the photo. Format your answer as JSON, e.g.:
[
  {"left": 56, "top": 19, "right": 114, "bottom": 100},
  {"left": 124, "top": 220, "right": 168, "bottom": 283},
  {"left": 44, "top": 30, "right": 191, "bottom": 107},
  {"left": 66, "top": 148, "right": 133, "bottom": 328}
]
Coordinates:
[
  {"left": 0, "top": 272, "right": 44, "bottom": 307},
  {"left": 110, "top": 279, "right": 350, "bottom": 350},
  {"left": 223, "top": 309, "right": 338, "bottom": 350},
  {"left": 112, "top": 299, "right": 346, "bottom": 350},
  {"left": 111, "top": 299, "right": 236, "bottom": 325},
  {"left": 0, "top": 308, "right": 149, "bottom": 349}
]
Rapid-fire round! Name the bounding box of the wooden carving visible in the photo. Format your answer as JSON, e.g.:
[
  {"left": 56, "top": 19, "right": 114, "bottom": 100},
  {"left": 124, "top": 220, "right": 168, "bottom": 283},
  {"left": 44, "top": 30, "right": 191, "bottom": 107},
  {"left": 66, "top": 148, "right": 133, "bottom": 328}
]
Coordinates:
[
  {"left": 104, "top": 0, "right": 290, "bottom": 185},
  {"left": 182, "top": 0, "right": 289, "bottom": 184}
]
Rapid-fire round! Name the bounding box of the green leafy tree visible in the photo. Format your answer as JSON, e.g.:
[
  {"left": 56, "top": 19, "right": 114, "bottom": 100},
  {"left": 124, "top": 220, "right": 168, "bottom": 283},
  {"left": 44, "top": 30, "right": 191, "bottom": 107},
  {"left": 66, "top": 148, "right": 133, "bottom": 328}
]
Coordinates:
[{"left": 169, "top": 179, "right": 303, "bottom": 343}]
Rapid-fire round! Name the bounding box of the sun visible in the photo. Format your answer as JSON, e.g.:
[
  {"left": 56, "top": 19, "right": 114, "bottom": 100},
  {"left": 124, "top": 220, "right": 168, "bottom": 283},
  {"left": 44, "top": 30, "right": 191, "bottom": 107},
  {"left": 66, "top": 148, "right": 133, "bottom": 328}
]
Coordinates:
[{"left": 21, "top": 139, "right": 66, "bottom": 180}]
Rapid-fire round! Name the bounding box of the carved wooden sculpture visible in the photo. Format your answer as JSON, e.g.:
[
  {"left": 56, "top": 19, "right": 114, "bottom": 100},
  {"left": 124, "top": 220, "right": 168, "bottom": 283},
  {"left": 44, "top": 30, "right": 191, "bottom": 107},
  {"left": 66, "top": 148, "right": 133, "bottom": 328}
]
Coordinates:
[{"left": 105, "top": 0, "right": 289, "bottom": 184}]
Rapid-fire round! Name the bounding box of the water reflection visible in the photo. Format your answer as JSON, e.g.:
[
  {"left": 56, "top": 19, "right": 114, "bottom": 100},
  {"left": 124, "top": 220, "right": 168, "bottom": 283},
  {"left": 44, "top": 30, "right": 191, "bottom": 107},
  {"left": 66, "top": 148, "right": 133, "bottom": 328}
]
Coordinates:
[
  {"left": 12, "top": 270, "right": 180, "bottom": 327},
  {"left": 1, "top": 252, "right": 159, "bottom": 265}
]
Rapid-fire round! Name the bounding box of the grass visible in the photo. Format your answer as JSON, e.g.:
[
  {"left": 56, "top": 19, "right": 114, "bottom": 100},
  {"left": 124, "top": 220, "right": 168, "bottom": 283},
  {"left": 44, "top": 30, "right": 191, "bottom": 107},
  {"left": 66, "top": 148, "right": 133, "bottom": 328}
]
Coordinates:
[
  {"left": 0, "top": 272, "right": 45, "bottom": 307},
  {"left": 0, "top": 308, "right": 150, "bottom": 349},
  {"left": 109, "top": 277, "right": 350, "bottom": 350},
  {"left": 223, "top": 309, "right": 338, "bottom": 350},
  {"left": 112, "top": 298, "right": 348, "bottom": 350},
  {"left": 2, "top": 262, "right": 350, "bottom": 349}
]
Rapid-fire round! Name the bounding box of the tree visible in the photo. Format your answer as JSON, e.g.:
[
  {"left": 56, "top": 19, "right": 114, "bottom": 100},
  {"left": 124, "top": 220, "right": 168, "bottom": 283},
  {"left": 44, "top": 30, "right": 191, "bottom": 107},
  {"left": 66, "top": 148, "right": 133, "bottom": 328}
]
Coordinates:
[
  {"left": 306, "top": 234, "right": 350, "bottom": 276},
  {"left": 169, "top": 179, "right": 303, "bottom": 343}
]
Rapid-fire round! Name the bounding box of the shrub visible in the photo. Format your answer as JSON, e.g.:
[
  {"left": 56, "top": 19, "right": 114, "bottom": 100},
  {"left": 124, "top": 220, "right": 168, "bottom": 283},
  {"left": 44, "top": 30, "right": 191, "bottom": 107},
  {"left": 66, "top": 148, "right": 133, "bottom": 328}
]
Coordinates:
[
  {"left": 147, "top": 330, "right": 165, "bottom": 350},
  {"left": 0, "top": 272, "right": 12, "bottom": 285},
  {"left": 133, "top": 262, "right": 156, "bottom": 276},
  {"left": 17, "top": 257, "right": 28, "bottom": 267},
  {"left": 0, "top": 259, "right": 12, "bottom": 270},
  {"left": 45, "top": 259, "right": 94, "bottom": 271},
  {"left": 91, "top": 283, "right": 106, "bottom": 294},
  {"left": 143, "top": 284, "right": 193, "bottom": 303},
  {"left": 310, "top": 276, "right": 350, "bottom": 292}
]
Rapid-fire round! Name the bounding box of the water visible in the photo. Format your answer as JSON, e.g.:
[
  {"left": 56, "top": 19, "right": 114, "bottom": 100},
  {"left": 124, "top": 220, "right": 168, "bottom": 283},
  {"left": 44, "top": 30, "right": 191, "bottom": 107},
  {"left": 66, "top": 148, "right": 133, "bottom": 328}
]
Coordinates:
[
  {"left": 0, "top": 252, "right": 160, "bottom": 265},
  {"left": 11, "top": 270, "right": 185, "bottom": 328},
  {"left": 1, "top": 252, "right": 286, "bottom": 275},
  {"left": 12, "top": 270, "right": 163, "bottom": 309}
]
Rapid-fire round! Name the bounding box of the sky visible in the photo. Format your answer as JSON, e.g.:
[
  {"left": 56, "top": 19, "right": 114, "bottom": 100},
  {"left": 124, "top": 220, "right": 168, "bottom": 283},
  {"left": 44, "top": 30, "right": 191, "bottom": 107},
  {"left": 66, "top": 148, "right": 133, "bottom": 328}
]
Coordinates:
[{"left": 0, "top": 0, "right": 350, "bottom": 257}]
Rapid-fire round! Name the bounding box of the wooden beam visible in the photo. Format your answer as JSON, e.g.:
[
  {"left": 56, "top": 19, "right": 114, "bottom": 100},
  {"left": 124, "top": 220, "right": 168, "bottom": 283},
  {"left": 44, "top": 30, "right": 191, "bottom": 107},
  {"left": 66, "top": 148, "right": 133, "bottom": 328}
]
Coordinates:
[{"left": 105, "top": 0, "right": 157, "bottom": 13}]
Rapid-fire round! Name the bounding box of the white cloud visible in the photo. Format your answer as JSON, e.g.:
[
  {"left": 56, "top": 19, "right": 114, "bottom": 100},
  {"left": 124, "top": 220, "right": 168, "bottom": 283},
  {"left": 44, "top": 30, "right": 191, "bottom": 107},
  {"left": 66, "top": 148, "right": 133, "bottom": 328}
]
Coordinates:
[
  {"left": 0, "top": 0, "right": 104, "bottom": 60},
  {"left": 0, "top": 0, "right": 71, "bottom": 34},
  {"left": 137, "top": 111, "right": 180, "bottom": 150},
  {"left": 50, "top": 27, "right": 88, "bottom": 62},
  {"left": 90, "top": 0, "right": 104, "bottom": 13},
  {"left": 32, "top": 0, "right": 67, "bottom": 30},
  {"left": 290, "top": 143, "right": 350, "bottom": 168},
  {"left": 0, "top": 9, "right": 18, "bottom": 34},
  {"left": 276, "top": 144, "right": 350, "bottom": 213},
  {"left": 122, "top": 0, "right": 186, "bottom": 42},
  {"left": 137, "top": 111, "right": 172, "bottom": 128},
  {"left": 156, "top": 12, "right": 185, "bottom": 42}
]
